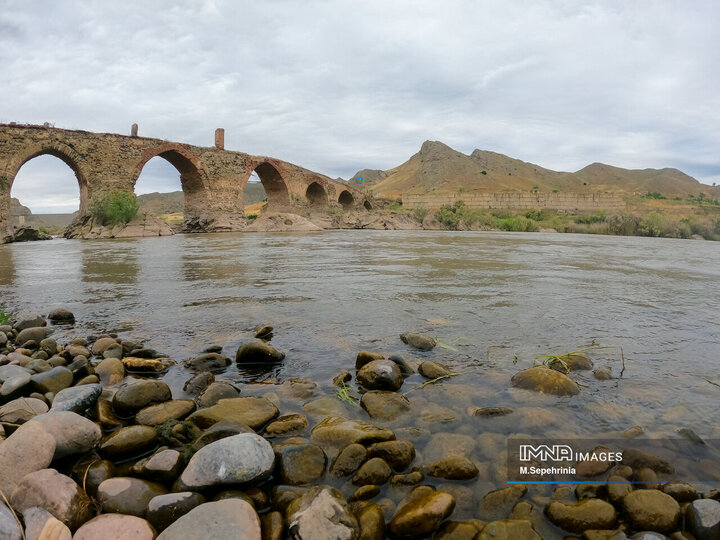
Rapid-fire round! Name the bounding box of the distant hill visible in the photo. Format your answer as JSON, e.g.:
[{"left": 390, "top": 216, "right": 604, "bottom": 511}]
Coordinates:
[
  {"left": 357, "top": 141, "right": 718, "bottom": 199},
  {"left": 137, "top": 183, "right": 268, "bottom": 215}
]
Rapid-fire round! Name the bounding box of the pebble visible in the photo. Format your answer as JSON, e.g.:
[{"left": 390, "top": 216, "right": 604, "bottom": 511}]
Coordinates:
[
  {"left": 182, "top": 371, "right": 214, "bottom": 395},
  {"left": 426, "top": 456, "right": 479, "bottom": 480},
  {"left": 477, "top": 519, "right": 542, "bottom": 540},
  {"left": 418, "top": 360, "right": 451, "bottom": 379},
  {"left": 50, "top": 383, "right": 101, "bottom": 412},
  {"left": 623, "top": 489, "right": 680, "bottom": 533},
  {"left": 157, "top": 499, "right": 261, "bottom": 540},
  {"left": 94, "top": 357, "right": 126, "bottom": 386},
  {"left": 0, "top": 372, "right": 31, "bottom": 397},
  {"left": 10, "top": 468, "right": 93, "bottom": 530},
  {"left": 0, "top": 421, "right": 56, "bottom": 495},
  {"left": 30, "top": 410, "right": 101, "bottom": 458},
  {"left": 686, "top": 498, "right": 720, "bottom": 540},
  {"left": 355, "top": 351, "right": 384, "bottom": 369},
  {"left": 478, "top": 485, "right": 527, "bottom": 521},
  {"left": 235, "top": 339, "right": 285, "bottom": 363},
  {"left": 356, "top": 359, "right": 404, "bottom": 391},
  {"left": 30, "top": 366, "right": 73, "bottom": 394},
  {"left": 311, "top": 416, "right": 395, "bottom": 451},
  {"left": 47, "top": 308, "right": 75, "bottom": 325},
  {"left": 510, "top": 365, "right": 580, "bottom": 396},
  {"left": 195, "top": 381, "right": 240, "bottom": 408},
  {"left": 111, "top": 380, "right": 172, "bottom": 418},
  {"left": 353, "top": 457, "right": 392, "bottom": 486},
  {"left": 388, "top": 487, "right": 456, "bottom": 538},
  {"left": 330, "top": 443, "right": 368, "bottom": 477},
  {"left": 179, "top": 433, "right": 275, "bottom": 489},
  {"left": 15, "top": 326, "right": 47, "bottom": 347},
  {"left": 97, "top": 477, "right": 168, "bottom": 517},
  {"left": 544, "top": 498, "right": 618, "bottom": 533},
  {"left": 91, "top": 336, "right": 118, "bottom": 356},
  {"left": 134, "top": 399, "right": 196, "bottom": 425},
  {"left": 288, "top": 486, "right": 359, "bottom": 540},
  {"left": 400, "top": 332, "right": 437, "bottom": 351},
  {"left": 367, "top": 440, "right": 416, "bottom": 471},
  {"left": 264, "top": 413, "right": 309, "bottom": 437},
  {"left": 73, "top": 514, "right": 156, "bottom": 540},
  {"left": 13, "top": 312, "right": 46, "bottom": 331},
  {"left": 183, "top": 352, "right": 231, "bottom": 372},
  {"left": 187, "top": 396, "right": 278, "bottom": 429},
  {"left": 274, "top": 440, "right": 327, "bottom": 485},
  {"left": 146, "top": 492, "right": 206, "bottom": 532},
  {"left": 98, "top": 425, "right": 159, "bottom": 461}
]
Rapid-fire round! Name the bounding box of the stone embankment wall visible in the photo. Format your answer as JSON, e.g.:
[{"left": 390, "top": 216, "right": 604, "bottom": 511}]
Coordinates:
[{"left": 402, "top": 192, "right": 626, "bottom": 212}]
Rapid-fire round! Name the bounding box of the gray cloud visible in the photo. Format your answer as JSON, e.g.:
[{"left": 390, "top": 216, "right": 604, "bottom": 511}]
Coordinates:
[{"left": 2, "top": 0, "right": 719, "bottom": 211}]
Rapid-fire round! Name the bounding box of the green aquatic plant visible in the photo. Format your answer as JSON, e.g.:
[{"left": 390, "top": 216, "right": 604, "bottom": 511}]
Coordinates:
[
  {"left": 0, "top": 308, "right": 12, "bottom": 325},
  {"left": 402, "top": 372, "right": 460, "bottom": 396},
  {"left": 336, "top": 381, "right": 359, "bottom": 406}
]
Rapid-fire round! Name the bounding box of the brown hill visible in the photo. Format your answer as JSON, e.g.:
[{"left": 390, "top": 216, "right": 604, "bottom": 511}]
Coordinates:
[
  {"left": 137, "top": 183, "right": 268, "bottom": 215},
  {"left": 362, "top": 141, "right": 714, "bottom": 199}
]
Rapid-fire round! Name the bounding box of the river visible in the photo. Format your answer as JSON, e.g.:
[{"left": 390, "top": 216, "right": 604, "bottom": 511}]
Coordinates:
[{"left": 1, "top": 231, "right": 719, "bottom": 531}]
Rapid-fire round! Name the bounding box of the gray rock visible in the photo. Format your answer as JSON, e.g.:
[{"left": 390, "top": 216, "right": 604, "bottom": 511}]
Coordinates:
[
  {"left": 0, "top": 501, "right": 22, "bottom": 540},
  {"left": 50, "top": 383, "right": 102, "bottom": 412},
  {"left": 157, "top": 499, "right": 261, "bottom": 540},
  {"left": 235, "top": 339, "right": 285, "bottom": 363},
  {"left": 73, "top": 514, "right": 156, "bottom": 540},
  {"left": 0, "top": 372, "right": 31, "bottom": 397},
  {"left": 14, "top": 312, "right": 46, "bottom": 331},
  {"left": 97, "top": 477, "right": 168, "bottom": 517},
  {"left": 143, "top": 449, "right": 182, "bottom": 482},
  {"left": 10, "top": 468, "right": 93, "bottom": 531},
  {"left": 179, "top": 433, "right": 275, "bottom": 489},
  {"left": 0, "top": 364, "right": 32, "bottom": 382},
  {"left": 182, "top": 371, "right": 214, "bottom": 395},
  {"left": 30, "top": 366, "right": 73, "bottom": 394},
  {"left": 30, "top": 411, "right": 102, "bottom": 458},
  {"left": 400, "top": 332, "right": 436, "bottom": 351},
  {"left": 112, "top": 379, "right": 172, "bottom": 418},
  {"left": 47, "top": 308, "right": 75, "bottom": 325},
  {"left": 687, "top": 498, "right": 720, "bottom": 540},
  {"left": 356, "top": 359, "right": 403, "bottom": 391},
  {"left": 195, "top": 381, "right": 240, "bottom": 408},
  {"left": 0, "top": 396, "right": 48, "bottom": 423},
  {"left": 102, "top": 343, "right": 124, "bottom": 359},
  {"left": 147, "top": 492, "right": 206, "bottom": 532},
  {"left": 288, "top": 486, "right": 359, "bottom": 540},
  {"left": 0, "top": 421, "right": 56, "bottom": 495},
  {"left": 15, "top": 326, "right": 47, "bottom": 347},
  {"left": 0, "top": 332, "right": 7, "bottom": 347},
  {"left": 22, "top": 506, "right": 72, "bottom": 540}
]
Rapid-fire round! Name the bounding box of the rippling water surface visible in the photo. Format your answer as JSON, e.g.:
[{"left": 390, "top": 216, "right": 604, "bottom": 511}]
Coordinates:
[{"left": 2, "top": 231, "right": 719, "bottom": 531}]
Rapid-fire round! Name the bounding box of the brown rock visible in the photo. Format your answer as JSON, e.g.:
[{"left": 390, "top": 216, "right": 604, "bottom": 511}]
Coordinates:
[
  {"left": 623, "top": 489, "right": 680, "bottom": 533},
  {"left": 510, "top": 366, "right": 580, "bottom": 396},
  {"left": 187, "top": 396, "right": 278, "bottom": 430},
  {"left": 388, "top": 487, "right": 455, "bottom": 538},
  {"left": 73, "top": 514, "right": 156, "bottom": 540},
  {"left": 544, "top": 498, "right": 617, "bottom": 533}
]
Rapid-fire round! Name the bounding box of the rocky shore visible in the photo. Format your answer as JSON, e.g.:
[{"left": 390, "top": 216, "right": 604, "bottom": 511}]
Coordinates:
[{"left": 1, "top": 311, "right": 719, "bottom": 539}]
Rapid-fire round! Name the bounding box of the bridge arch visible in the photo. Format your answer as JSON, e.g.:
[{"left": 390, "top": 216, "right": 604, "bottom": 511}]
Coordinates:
[
  {"left": 3, "top": 142, "right": 90, "bottom": 214},
  {"left": 338, "top": 190, "right": 354, "bottom": 209},
  {"left": 250, "top": 162, "right": 290, "bottom": 211},
  {"left": 306, "top": 182, "right": 328, "bottom": 207},
  {"left": 134, "top": 144, "right": 209, "bottom": 223}
]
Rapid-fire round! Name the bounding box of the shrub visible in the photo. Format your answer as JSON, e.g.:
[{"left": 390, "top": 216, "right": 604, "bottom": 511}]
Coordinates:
[
  {"left": 607, "top": 213, "right": 641, "bottom": 236},
  {"left": 575, "top": 211, "right": 607, "bottom": 224},
  {"left": 0, "top": 308, "right": 12, "bottom": 324},
  {"left": 387, "top": 201, "right": 402, "bottom": 212},
  {"left": 525, "top": 209, "right": 542, "bottom": 221},
  {"left": 435, "top": 201, "right": 488, "bottom": 230},
  {"left": 639, "top": 211, "right": 667, "bottom": 237},
  {"left": 246, "top": 214, "right": 258, "bottom": 220},
  {"left": 89, "top": 190, "right": 139, "bottom": 226},
  {"left": 413, "top": 206, "right": 428, "bottom": 222},
  {"left": 493, "top": 216, "right": 539, "bottom": 232},
  {"left": 645, "top": 191, "right": 665, "bottom": 200}
]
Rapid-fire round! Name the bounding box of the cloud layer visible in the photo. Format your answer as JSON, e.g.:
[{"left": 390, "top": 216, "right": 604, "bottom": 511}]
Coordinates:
[{"left": 2, "top": 0, "right": 719, "bottom": 212}]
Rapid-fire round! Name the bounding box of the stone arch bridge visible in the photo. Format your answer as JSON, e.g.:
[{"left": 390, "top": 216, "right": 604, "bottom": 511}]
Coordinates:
[{"left": 0, "top": 123, "right": 370, "bottom": 238}]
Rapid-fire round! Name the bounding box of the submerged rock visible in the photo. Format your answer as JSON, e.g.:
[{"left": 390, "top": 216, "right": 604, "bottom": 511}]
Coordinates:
[
  {"left": 623, "top": 489, "right": 680, "bottom": 533},
  {"left": 311, "top": 417, "right": 395, "bottom": 451},
  {"left": 388, "top": 487, "right": 456, "bottom": 538},
  {"left": 186, "top": 396, "right": 278, "bottom": 430},
  {"left": 544, "top": 498, "right": 617, "bottom": 533},
  {"left": 235, "top": 339, "right": 285, "bottom": 364},
  {"left": 400, "top": 332, "right": 437, "bottom": 351},
  {"left": 274, "top": 440, "right": 327, "bottom": 486},
  {"left": 510, "top": 366, "right": 580, "bottom": 396},
  {"left": 147, "top": 492, "right": 207, "bottom": 532},
  {"left": 183, "top": 353, "right": 231, "bottom": 372},
  {"left": 360, "top": 390, "right": 411, "bottom": 421},
  {"left": 288, "top": 486, "right": 359, "bottom": 540}
]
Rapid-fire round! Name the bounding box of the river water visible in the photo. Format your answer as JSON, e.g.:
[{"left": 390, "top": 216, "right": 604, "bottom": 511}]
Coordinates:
[{"left": 1, "top": 231, "right": 719, "bottom": 530}]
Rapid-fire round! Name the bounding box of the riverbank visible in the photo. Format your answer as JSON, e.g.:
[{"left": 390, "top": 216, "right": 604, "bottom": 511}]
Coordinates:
[{"left": 2, "top": 307, "right": 720, "bottom": 539}]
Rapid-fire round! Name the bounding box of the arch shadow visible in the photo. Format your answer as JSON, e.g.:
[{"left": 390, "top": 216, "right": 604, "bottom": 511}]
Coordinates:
[
  {"left": 338, "top": 190, "right": 354, "bottom": 210},
  {"left": 306, "top": 181, "right": 328, "bottom": 207},
  {"left": 251, "top": 162, "right": 290, "bottom": 211}
]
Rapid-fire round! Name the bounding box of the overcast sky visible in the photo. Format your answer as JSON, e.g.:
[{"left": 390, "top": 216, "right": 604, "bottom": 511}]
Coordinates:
[{"left": 2, "top": 0, "right": 719, "bottom": 212}]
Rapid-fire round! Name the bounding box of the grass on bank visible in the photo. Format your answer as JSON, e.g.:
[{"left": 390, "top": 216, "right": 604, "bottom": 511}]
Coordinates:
[
  {"left": 430, "top": 200, "right": 720, "bottom": 240},
  {"left": 89, "top": 191, "right": 139, "bottom": 226}
]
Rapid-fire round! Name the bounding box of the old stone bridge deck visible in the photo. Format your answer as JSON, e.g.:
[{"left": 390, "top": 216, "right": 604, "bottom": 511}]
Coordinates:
[{"left": 0, "top": 123, "right": 370, "bottom": 238}]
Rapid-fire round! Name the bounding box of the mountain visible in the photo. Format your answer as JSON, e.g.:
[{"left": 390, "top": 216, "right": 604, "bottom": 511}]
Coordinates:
[
  {"left": 359, "top": 141, "right": 717, "bottom": 199},
  {"left": 137, "top": 183, "right": 268, "bottom": 215}
]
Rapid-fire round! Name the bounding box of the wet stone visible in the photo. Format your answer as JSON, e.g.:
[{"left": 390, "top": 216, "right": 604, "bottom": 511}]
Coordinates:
[
  {"left": 477, "top": 519, "right": 541, "bottom": 540},
  {"left": 353, "top": 457, "right": 392, "bottom": 486},
  {"left": 400, "top": 332, "right": 437, "bottom": 351},
  {"left": 10, "top": 468, "right": 93, "bottom": 531},
  {"left": 99, "top": 425, "right": 158, "bottom": 461},
  {"left": 235, "top": 339, "right": 285, "bottom": 363},
  {"left": 478, "top": 486, "right": 527, "bottom": 522},
  {"left": 189, "top": 420, "right": 254, "bottom": 452},
  {"left": 50, "top": 383, "right": 101, "bottom": 412},
  {"left": 157, "top": 499, "right": 261, "bottom": 540},
  {"left": 607, "top": 475, "right": 633, "bottom": 504},
  {"left": 179, "top": 433, "right": 275, "bottom": 489},
  {"left": 76, "top": 459, "right": 115, "bottom": 498},
  {"left": 330, "top": 443, "right": 368, "bottom": 477},
  {"left": 0, "top": 372, "right": 31, "bottom": 397},
  {"left": 510, "top": 365, "right": 580, "bottom": 396},
  {"left": 182, "top": 371, "right": 214, "bottom": 395},
  {"left": 143, "top": 449, "right": 182, "bottom": 482},
  {"left": 662, "top": 483, "right": 697, "bottom": 503},
  {"left": 22, "top": 506, "right": 72, "bottom": 540},
  {"left": 195, "top": 381, "right": 240, "bottom": 408},
  {"left": 311, "top": 416, "right": 395, "bottom": 451},
  {"left": 264, "top": 413, "right": 309, "bottom": 438},
  {"left": 94, "top": 357, "right": 125, "bottom": 386},
  {"left": 686, "top": 498, "right": 720, "bottom": 540},
  {"left": 102, "top": 343, "right": 124, "bottom": 359},
  {"left": 183, "top": 352, "right": 231, "bottom": 372},
  {"left": 468, "top": 406, "right": 514, "bottom": 418},
  {"left": 260, "top": 511, "right": 284, "bottom": 540},
  {"left": 425, "top": 456, "right": 479, "bottom": 480},
  {"left": 288, "top": 486, "right": 359, "bottom": 540},
  {"left": 147, "top": 492, "right": 207, "bottom": 532},
  {"left": 122, "top": 357, "right": 175, "bottom": 374},
  {"left": 544, "top": 498, "right": 618, "bottom": 534},
  {"left": 187, "top": 396, "right": 278, "bottom": 430},
  {"left": 548, "top": 351, "right": 593, "bottom": 372},
  {"left": 355, "top": 351, "right": 384, "bottom": 369},
  {"left": 367, "top": 440, "right": 416, "bottom": 472},
  {"left": 356, "top": 359, "right": 404, "bottom": 391},
  {"left": 594, "top": 366, "right": 613, "bottom": 380},
  {"left": 351, "top": 501, "right": 385, "bottom": 540},
  {"left": 30, "top": 366, "right": 73, "bottom": 394},
  {"left": 623, "top": 489, "right": 680, "bottom": 533},
  {"left": 112, "top": 380, "right": 172, "bottom": 418},
  {"left": 48, "top": 308, "right": 75, "bottom": 325},
  {"left": 15, "top": 326, "right": 47, "bottom": 347},
  {"left": 388, "top": 487, "right": 456, "bottom": 539},
  {"left": 91, "top": 336, "right": 118, "bottom": 356},
  {"left": 433, "top": 520, "right": 486, "bottom": 540},
  {"left": 418, "top": 360, "right": 450, "bottom": 379},
  {"left": 274, "top": 440, "right": 327, "bottom": 485},
  {"left": 30, "top": 410, "right": 102, "bottom": 458},
  {"left": 73, "top": 514, "right": 156, "bottom": 540},
  {"left": 0, "top": 396, "right": 48, "bottom": 423},
  {"left": 0, "top": 422, "right": 56, "bottom": 496},
  {"left": 391, "top": 471, "right": 425, "bottom": 486},
  {"left": 135, "top": 399, "right": 195, "bottom": 426},
  {"left": 349, "top": 484, "right": 380, "bottom": 502},
  {"left": 97, "top": 477, "right": 168, "bottom": 517},
  {"left": 387, "top": 355, "right": 415, "bottom": 376}
]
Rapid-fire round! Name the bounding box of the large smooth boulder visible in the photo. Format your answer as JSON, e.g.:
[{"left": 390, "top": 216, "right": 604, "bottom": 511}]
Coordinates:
[
  {"left": 179, "top": 433, "right": 275, "bottom": 489},
  {"left": 112, "top": 380, "right": 172, "bottom": 418},
  {"left": 73, "top": 514, "right": 156, "bottom": 540},
  {"left": 544, "top": 498, "right": 617, "bottom": 533},
  {"left": 510, "top": 366, "right": 580, "bottom": 396},
  {"left": 157, "top": 500, "right": 261, "bottom": 540},
  {"left": 30, "top": 411, "right": 101, "bottom": 458},
  {"left": 388, "top": 487, "right": 456, "bottom": 538},
  {"left": 50, "top": 383, "right": 102, "bottom": 412},
  {"left": 187, "top": 396, "right": 278, "bottom": 430},
  {"left": 623, "top": 489, "right": 680, "bottom": 533},
  {"left": 0, "top": 421, "right": 56, "bottom": 495}
]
